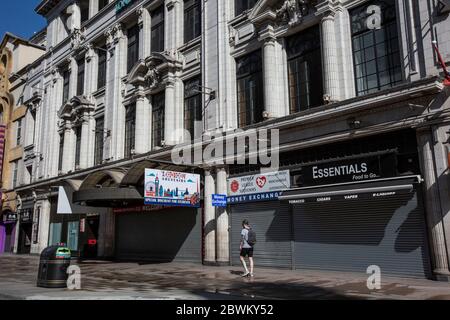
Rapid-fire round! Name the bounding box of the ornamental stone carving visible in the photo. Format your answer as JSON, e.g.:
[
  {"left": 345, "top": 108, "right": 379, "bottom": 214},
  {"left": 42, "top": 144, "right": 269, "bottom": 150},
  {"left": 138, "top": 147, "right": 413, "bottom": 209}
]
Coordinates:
[
  {"left": 144, "top": 67, "right": 161, "bottom": 89},
  {"left": 70, "top": 28, "right": 85, "bottom": 49},
  {"left": 276, "top": 0, "right": 317, "bottom": 27}
]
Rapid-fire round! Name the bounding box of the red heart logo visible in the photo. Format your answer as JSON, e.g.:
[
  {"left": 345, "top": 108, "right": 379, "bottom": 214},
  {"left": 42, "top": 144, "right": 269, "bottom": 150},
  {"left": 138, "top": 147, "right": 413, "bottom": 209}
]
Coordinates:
[{"left": 256, "top": 176, "right": 267, "bottom": 188}]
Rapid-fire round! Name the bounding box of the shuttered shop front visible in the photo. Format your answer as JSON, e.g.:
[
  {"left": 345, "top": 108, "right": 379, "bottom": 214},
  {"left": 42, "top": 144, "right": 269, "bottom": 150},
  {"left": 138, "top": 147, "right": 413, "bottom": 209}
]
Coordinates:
[
  {"left": 115, "top": 207, "right": 201, "bottom": 263},
  {"left": 230, "top": 202, "right": 292, "bottom": 269},
  {"left": 282, "top": 177, "right": 432, "bottom": 278}
]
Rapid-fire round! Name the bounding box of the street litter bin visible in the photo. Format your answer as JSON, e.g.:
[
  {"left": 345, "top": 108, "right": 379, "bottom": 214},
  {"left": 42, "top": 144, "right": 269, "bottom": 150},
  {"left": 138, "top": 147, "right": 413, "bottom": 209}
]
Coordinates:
[{"left": 37, "top": 245, "right": 72, "bottom": 288}]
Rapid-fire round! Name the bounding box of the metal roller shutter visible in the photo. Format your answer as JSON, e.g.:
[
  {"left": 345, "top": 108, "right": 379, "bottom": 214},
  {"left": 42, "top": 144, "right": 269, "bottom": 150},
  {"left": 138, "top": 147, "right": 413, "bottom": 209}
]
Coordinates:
[
  {"left": 115, "top": 207, "right": 201, "bottom": 263},
  {"left": 230, "top": 202, "right": 292, "bottom": 269},
  {"left": 293, "top": 191, "right": 432, "bottom": 278}
]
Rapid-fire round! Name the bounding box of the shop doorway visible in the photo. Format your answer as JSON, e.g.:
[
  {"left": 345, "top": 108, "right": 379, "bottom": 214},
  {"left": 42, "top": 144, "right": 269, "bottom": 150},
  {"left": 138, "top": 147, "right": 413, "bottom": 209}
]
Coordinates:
[{"left": 17, "top": 223, "right": 32, "bottom": 254}]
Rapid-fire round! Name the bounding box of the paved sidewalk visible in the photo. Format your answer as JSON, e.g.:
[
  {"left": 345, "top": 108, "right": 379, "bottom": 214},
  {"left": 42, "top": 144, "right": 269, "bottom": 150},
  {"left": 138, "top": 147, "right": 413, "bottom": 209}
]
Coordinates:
[{"left": 0, "top": 254, "right": 449, "bottom": 300}]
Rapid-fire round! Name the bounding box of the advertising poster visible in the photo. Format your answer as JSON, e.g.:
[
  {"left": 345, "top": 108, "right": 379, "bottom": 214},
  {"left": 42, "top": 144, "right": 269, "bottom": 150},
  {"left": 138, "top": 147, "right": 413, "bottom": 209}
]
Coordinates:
[{"left": 144, "top": 169, "right": 201, "bottom": 207}]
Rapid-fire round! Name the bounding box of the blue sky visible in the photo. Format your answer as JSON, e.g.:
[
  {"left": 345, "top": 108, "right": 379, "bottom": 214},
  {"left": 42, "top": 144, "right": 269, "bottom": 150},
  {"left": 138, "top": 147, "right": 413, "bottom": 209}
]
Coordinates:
[{"left": 0, "top": 1, "right": 46, "bottom": 41}]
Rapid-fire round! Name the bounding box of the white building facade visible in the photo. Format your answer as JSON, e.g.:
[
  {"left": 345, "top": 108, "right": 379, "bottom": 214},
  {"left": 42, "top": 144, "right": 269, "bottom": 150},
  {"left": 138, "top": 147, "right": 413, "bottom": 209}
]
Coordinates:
[{"left": 9, "top": 0, "right": 450, "bottom": 280}]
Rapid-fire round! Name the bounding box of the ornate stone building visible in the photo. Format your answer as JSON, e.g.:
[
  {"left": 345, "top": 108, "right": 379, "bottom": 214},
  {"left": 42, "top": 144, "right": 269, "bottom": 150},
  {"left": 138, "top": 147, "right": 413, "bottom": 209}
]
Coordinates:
[
  {"left": 0, "top": 32, "right": 46, "bottom": 254},
  {"left": 8, "top": 0, "right": 450, "bottom": 280}
]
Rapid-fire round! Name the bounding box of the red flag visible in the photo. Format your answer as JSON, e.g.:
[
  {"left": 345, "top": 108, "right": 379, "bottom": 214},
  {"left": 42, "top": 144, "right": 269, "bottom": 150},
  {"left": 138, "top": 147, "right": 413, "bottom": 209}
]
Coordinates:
[{"left": 432, "top": 41, "right": 450, "bottom": 86}]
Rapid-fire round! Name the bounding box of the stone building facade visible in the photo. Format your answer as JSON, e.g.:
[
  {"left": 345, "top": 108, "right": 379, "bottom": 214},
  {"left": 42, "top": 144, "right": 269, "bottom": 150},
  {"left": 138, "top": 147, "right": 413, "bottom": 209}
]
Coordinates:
[{"left": 6, "top": 0, "right": 450, "bottom": 280}]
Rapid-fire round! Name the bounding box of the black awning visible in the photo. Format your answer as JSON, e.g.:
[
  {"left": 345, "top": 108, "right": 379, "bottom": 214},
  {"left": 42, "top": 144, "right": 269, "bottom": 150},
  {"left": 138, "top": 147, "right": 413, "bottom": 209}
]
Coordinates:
[
  {"left": 72, "top": 187, "right": 144, "bottom": 208},
  {"left": 278, "top": 175, "right": 421, "bottom": 204}
]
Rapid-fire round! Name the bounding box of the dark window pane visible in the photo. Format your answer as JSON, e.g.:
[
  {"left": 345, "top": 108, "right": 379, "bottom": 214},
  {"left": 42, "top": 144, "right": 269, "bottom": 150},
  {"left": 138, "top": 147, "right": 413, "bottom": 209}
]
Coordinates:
[
  {"left": 184, "top": 76, "right": 202, "bottom": 139},
  {"left": 286, "top": 25, "right": 323, "bottom": 113},
  {"left": 351, "top": 0, "right": 402, "bottom": 96},
  {"left": 151, "top": 6, "right": 165, "bottom": 53},
  {"left": 99, "top": 0, "right": 109, "bottom": 11},
  {"left": 58, "top": 134, "right": 64, "bottom": 172},
  {"left": 97, "top": 47, "right": 107, "bottom": 89},
  {"left": 184, "top": 0, "right": 201, "bottom": 43},
  {"left": 94, "top": 117, "right": 104, "bottom": 165},
  {"left": 63, "top": 69, "right": 70, "bottom": 103},
  {"left": 236, "top": 50, "right": 264, "bottom": 127},
  {"left": 127, "top": 25, "right": 140, "bottom": 73},
  {"left": 235, "top": 0, "right": 258, "bottom": 16},
  {"left": 77, "top": 58, "right": 85, "bottom": 96},
  {"left": 124, "top": 104, "right": 136, "bottom": 158},
  {"left": 152, "top": 92, "right": 165, "bottom": 148},
  {"left": 75, "top": 126, "right": 82, "bottom": 166}
]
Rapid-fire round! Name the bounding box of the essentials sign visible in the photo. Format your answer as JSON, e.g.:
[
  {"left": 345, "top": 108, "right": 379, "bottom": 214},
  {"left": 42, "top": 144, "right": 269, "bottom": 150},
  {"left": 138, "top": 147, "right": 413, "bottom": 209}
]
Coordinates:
[{"left": 302, "top": 154, "right": 396, "bottom": 185}]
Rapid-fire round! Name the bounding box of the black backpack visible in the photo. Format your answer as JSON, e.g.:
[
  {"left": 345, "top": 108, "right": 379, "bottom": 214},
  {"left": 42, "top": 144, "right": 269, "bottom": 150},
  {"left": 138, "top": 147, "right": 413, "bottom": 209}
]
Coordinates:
[{"left": 247, "top": 229, "right": 257, "bottom": 247}]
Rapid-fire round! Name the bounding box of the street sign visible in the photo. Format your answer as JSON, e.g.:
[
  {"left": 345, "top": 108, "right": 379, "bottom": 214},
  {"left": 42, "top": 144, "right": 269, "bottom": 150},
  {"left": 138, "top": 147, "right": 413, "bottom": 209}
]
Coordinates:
[{"left": 212, "top": 194, "right": 227, "bottom": 207}]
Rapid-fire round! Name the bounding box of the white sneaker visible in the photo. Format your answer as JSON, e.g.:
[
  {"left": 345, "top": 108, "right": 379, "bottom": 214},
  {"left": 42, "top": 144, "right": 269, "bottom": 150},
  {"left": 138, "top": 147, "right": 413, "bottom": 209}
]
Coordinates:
[
  {"left": 250, "top": 273, "right": 254, "bottom": 277},
  {"left": 241, "top": 272, "right": 250, "bottom": 277}
]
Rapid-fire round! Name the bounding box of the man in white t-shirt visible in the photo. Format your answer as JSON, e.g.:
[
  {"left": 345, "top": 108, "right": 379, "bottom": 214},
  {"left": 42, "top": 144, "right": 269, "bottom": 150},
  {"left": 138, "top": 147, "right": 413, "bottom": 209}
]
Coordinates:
[{"left": 240, "top": 219, "right": 254, "bottom": 277}]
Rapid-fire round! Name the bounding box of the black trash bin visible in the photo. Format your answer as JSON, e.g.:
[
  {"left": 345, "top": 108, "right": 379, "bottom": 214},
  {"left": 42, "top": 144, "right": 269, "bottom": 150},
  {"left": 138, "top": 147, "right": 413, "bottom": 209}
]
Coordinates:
[{"left": 37, "top": 245, "right": 72, "bottom": 288}]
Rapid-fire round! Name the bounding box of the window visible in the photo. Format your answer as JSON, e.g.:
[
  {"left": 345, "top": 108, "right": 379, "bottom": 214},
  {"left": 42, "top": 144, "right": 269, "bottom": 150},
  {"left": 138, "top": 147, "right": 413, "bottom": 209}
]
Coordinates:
[
  {"left": 74, "top": 126, "right": 82, "bottom": 167},
  {"left": 80, "top": 0, "right": 90, "bottom": 24},
  {"left": 184, "top": 0, "right": 201, "bottom": 43},
  {"left": 151, "top": 6, "right": 165, "bottom": 53},
  {"left": 286, "top": 25, "right": 324, "bottom": 113},
  {"left": 184, "top": 76, "right": 202, "bottom": 140},
  {"left": 62, "top": 68, "right": 70, "bottom": 103},
  {"left": 98, "top": 0, "right": 109, "bottom": 11},
  {"left": 235, "top": 0, "right": 258, "bottom": 16},
  {"left": 236, "top": 50, "right": 264, "bottom": 127},
  {"left": 97, "top": 46, "right": 107, "bottom": 89},
  {"left": 94, "top": 116, "right": 104, "bottom": 165},
  {"left": 127, "top": 25, "right": 140, "bottom": 73},
  {"left": 16, "top": 118, "right": 22, "bottom": 145},
  {"left": 152, "top": 92, "right": 165, "bottom": 148},
  {"left": 12, "top": 161, "right": 18, "bottom": 188},
  {"left": 77, "top": 58, "right": 85, "bottom": 96},
  {"left": 124, "top": 104, "right": 136, "bottom": 158},
  {"left": 351, "top": 0, "right": 402, "bottom": 96},
  {"left": 58, "top": 134, "right": 64, "bottom": 172}
]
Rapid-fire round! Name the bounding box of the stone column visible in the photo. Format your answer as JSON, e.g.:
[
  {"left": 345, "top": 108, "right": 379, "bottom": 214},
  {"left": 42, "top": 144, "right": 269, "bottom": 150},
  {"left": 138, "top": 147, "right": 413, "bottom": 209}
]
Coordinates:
[
  {"left": 260, "top": 25, "right": 286, "bottom": 119},
  {"left": 89, "top": 0, "right": 98, "bottom": 18},
  {"left": 135, "top": 90, "right": 151, "bottom": 154},
  {"left": 88, "top": 111, "right": 96, "bottom": 167},
  {"left": 79, "top": 112, "right": 90, "bottom": 169},
  {"left": 204, "top": 169, "right": 216, "bottom": 264},
  {"left": 108, "top": 23, "right": 127, "bottom": 160},
  {"left": 98, "top": 209, "right": 115, "bottom": 258},
  {"left": 216, "top": 167, "right": 229, "bottom": 265},
  {"left": 165, "top": 0, "right": 183, "bottom": 50},
  {"left": 164, "top": 79, "right": 176, "bottom": 146},
  {"left": 321, "top": 12, "right": 340, "bottom": 103},
  {"left": 62, "top": 120, "right": 75, "bottom": 174},
  {"left": 69, "top": 57, "right": 78, "bottom": 98},
  {"left": 36, "top": 199, "right": 51, "bottom": 254},
  {"left": 417, "top": 128, "right": 450, "bottom": 279}
]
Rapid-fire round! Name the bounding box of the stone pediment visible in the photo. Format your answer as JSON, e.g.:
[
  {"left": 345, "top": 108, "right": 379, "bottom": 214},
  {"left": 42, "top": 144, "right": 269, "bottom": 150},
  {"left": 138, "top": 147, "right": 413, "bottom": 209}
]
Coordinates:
[
  {"left": 127, "top": 52, "right": 183, "bottom": 89},
  {"left": 249, "top": 0, "right": 318, "bottom": 27},
  {"left": 58, "top": 95, "right": 95, "bottom": 120}
]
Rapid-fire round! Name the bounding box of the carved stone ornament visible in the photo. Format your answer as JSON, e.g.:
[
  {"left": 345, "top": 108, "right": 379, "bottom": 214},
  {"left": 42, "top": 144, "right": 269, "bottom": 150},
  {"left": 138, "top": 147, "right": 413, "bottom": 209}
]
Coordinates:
[
  {"left": 70, "top": 28, "right": 86, "bottom": 49},
  {"left": 144, "top": 67, "right": 161, "bottom": 89},
  {"left": 276, "top": 0, "right": 316, "bottom": 27},
  {"left": 229, "top": 25, "right": 237, "bottom": 46}
]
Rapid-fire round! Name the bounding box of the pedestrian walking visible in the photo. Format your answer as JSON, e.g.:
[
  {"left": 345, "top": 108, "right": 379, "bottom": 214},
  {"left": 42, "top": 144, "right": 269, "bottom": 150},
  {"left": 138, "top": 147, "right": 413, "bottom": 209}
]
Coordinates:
[{"left": 240, "top": 219, "right": 256, "bottom": 277}]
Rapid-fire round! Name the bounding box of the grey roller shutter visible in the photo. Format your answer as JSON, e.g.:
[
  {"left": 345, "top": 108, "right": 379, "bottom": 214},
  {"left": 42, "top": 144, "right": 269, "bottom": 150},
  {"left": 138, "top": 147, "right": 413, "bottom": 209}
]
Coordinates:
[
  {"left": 293, "top": 190, "right": 432, "bottom": 278},
  {"left": 230, "top": 202, "right": 292, "bottom": 269},
  {"left": 115, "top": 207, "right": 201, "bottom": 263}
]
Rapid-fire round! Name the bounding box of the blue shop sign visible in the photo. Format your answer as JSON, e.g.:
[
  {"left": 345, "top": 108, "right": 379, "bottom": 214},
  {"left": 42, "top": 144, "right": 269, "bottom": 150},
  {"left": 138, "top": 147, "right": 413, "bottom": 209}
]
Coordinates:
[{"left": 212, "top": 194, "right": 227, "bottom": 207}]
